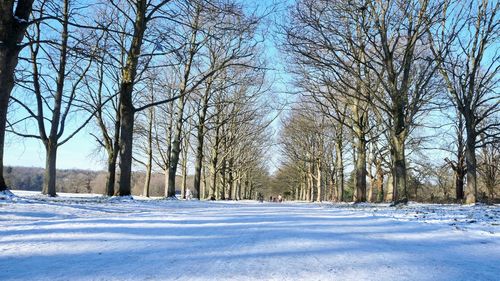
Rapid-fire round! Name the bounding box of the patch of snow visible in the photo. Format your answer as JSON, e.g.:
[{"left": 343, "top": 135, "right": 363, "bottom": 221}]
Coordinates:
[
  {"left": 0, "top": 190, "right": 17, "bottom": 201},
  {"left": 106, "top": 195, "right": 134, "bottom": 203},
  {"left": 0, "top": 191, "right": 498, "bottom": 281}
]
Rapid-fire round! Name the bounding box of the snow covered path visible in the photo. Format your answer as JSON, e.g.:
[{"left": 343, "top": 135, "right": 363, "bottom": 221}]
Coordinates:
[{"left": 1, "top": 192, "right": 499, "bottom": 281}]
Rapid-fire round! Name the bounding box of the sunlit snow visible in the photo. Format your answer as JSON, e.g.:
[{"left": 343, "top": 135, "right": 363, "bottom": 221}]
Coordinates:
[{"left": 1, "top": 191, "right": 499, "bottom": 281}]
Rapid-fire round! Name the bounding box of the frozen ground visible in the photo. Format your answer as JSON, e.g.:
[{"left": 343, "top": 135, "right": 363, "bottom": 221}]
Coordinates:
[{"left": 1, "top": 191, "right": 499, "bottom": 281}]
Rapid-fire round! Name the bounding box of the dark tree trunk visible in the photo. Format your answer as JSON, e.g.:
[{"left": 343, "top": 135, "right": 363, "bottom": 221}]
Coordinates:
[
  {"left": 335, "top": 140, "right": 344, "bottom": 201},
  {"left": 162, "top": 103, "right": 174, "bottom": 197},
  {"left": 0, "top": 0, "right": 34, "bottom": 191},
  {"left": 118, "top": 88, "right": 135, "bottom": 196},
  {"left": 193, "top": 122, "right": 205, "bottom": 198},
  {"left": 307, "top": 163, "right": 313, "bottom": 202},
  {"left": 209, "top": 121, "right": 220, "bottom": 199},
  {"left": 354, "top": 137, "right": 367, "bottom": 202},
  {"left": 455, "top": 116, "right": 466, "bottom": 201},
  {"left": 180, "top": 137, "right": 188, "bottom": 199},
  {"left": 329, "top": 168, "right": 336, "bottom": 201},
  {"left": 391, "top": 134, "right": 407, "bottom": 202},
  {"left": 227, "top": 158, "right": 234, "bottom": 200},
  {"left": 143, "top": 106, "right": 154, "bottom": 198},
  {"left": 106, "top": 152, "right": 118, "bottom": 196},
  {"left": 316, "top": 158, "right": 322, "bottom": 202},
  {"left": 390, "top": 95, "right": 408, "bottom": 202},
  {"left": 106, "top": 111, "right": 121, "bottom": 196},
  {"left": 202, "top": 165, "right": 207, "bottom": 199},
  {"left": 143, "top": 150, "right": 152, "bottom": 198},
  {"left": 219, "top": 159, "right": 226, "bottom": 200},
  {"left": 209, "top": 150, "right": 218, "bottom": 199},
  {"left": 167, "top": 97, "right": 185, "bottom": 198},
  {"left": 465, "top": 124, "right": 477, "bottom": 204},
  {"left": 0, "top": 50, "right": 17, "bottom": 191},
  {"left": 243, "top": 173, "right": 249, "bottom": 200},
  {"left": 455, "top": 173, "right": 464, "bottom": 200},
  {"left": 376, "top": 160, "right": 384, "bottom": 202},
  {"left": 42, "top": 142, "right": 57, "bottom": 197}
]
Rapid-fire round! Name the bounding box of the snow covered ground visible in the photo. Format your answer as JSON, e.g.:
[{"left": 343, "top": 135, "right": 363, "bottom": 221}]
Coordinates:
[{"left": 1, "top": 191, "right": 499, "bottom": 281}]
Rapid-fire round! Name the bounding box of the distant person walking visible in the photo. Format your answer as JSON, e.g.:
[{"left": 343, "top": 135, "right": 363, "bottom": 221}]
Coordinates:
[{"left": 185, "top": 189, "right": 193, "bottom": 200}]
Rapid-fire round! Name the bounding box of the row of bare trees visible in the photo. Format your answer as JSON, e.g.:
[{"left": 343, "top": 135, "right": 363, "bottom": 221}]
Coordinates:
[
  {"left": 278, "top": 0, "right": 499, "bottom": 203},
  {"left": 2, "top": 0, "right": 273, "bottom": 199}
]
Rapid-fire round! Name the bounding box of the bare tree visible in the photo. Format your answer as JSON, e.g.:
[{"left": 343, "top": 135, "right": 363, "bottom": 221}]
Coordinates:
[
  {"left": 429, "top": 0, "right": 499, "bottom": 203},
  {"left": 115, "top": 0, "right": 174, "bottom": 196},
  {"left": 8, "top": 0, "right": 98, "bottom": 196}
]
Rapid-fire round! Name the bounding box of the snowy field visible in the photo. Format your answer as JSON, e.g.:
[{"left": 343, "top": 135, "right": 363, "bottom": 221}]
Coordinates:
[{"left": 1, "top": 191, "right": 499, "bottom": 281}]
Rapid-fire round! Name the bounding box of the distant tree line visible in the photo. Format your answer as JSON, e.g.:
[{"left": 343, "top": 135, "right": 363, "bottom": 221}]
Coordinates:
[{"left": 3, "top": 166, "right": 190, "bottom": 196}]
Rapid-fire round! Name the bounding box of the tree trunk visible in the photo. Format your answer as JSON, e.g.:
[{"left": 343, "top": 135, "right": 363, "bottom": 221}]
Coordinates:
[
  {"left": 354, "top": 137, "right": 367, "bottom": 202},
  {"left": 376, "top": 160, "right": 384, "bottom": 202},
  {"left": 209, "top": 150, "right": 217, "bottom": 200},
  {"left": 329, "top": 172, "right": 336, "bottom": 202},
  {"left": 235, "top": 172, "right": 241, "bottom": 200},
  {"left": 193, "top": 123, "right": 205, "bottom": 199},
  {"left": 202, "top": 165, "right": 207, "bottom": 199},
  {"left": 0, "top": 53, "right": 17, "bottom": 191},
  {"left": 385, "top": 174, "right": 394, "bottom": 202},
  {"left": 143, "top": 107, "right": 154, "bottom": 198},
  {"left": 391, "top": 133, "right": 407, "bottom": 201},
  {"left": 143, "top": 161, "right": 152, "bottom": 198},
  {"left": 163, "top": 169, "right": 169, "bottom": 197},
  {"left": 455, "top": 115, "right": 465, "bottom": 201},
  {"left": 162, "top": 104, "right": 174, "bottom": 197},
  {"left": 243, "top": 172, "right": 249, "bottom": 199},
  {"left": 118, "top": 90, "right": 135, "bottom": 196},
  {"left": 105, "top": 151, "right": 118, "bottom": 196},
  {"left": 307, "top": 163, "right": 313, "bottom": 202},
  {"left": 0, "top": 48, "right": 19, "bottom": 191},
  {"left": 248, "top": 180, "right": 254, "bottom": 199},
  {"left": 367, "top": 177, "right": 374, "bottom": 202},
  {"left": 42, "top": 142, "right": 58, "bottom": 197},
  {"left": 335, "top": 141, "right": 344, "bottom": 201},
  {"left": 295, "top": 178, "right": 300, "bottom": 201},
  {"left": 219, "top": 159, "right": 226, "bottom": 200},
  {"left": 456, "top": 167, "right": 465, "bottom": 201},
  {"left": 143, "top": 153, "right": 152, "bottom": 198},
  {"left": 180, "top": 139, "right": 188, "bottom": 199},
  {"left": 167, "top": 96, "right": 185, "bottom": 198},
  {"left": 316, "top": 158, "right": 322, "bottom": 202},
  {"left": 465, "top": 125, "right": 477, "bottom": 204},
  {"left": 227, "top": 158, "right": 234, "bottom": 200}
]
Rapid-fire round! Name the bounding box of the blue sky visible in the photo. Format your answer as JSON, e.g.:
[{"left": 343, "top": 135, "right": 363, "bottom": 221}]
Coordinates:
[{"left": 5, "top": 127, "right": 104, "bottom": 170}]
